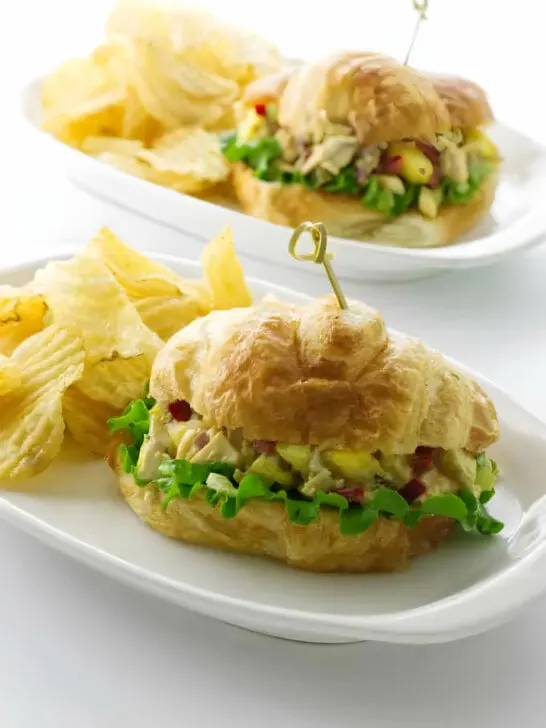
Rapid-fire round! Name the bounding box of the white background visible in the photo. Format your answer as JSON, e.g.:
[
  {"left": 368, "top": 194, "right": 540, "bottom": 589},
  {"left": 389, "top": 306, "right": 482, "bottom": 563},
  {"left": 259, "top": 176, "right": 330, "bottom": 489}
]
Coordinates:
[{"left": 2, "top": 1, "right": 546, "bottom": 726}]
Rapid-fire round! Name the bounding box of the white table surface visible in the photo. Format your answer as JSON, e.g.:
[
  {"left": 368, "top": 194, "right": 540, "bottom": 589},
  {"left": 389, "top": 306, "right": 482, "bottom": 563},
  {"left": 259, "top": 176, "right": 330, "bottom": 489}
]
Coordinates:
[{"left": 3, "top": 1, "right": 546, "bottom": 725}]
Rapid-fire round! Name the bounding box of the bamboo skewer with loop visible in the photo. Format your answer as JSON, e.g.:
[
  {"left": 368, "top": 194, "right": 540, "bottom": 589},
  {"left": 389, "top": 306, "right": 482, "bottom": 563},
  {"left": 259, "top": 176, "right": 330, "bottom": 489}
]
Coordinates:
[
  {"left": 288, "top": 222, "right": 348, "bottom": 310},
  {"left": 404, "top": 0, "right": 429, "bottom": 66}
]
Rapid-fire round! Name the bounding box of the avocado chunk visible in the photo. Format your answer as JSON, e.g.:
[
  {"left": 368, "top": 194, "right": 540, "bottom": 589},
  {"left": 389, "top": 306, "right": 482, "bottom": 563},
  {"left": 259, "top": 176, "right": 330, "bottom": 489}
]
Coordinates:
[
  {"left": 191, "top": 432, "right": 239, "bottom": 466},
  {"left": 300, "top": 468, "right": 335, "bottom": 498},
  {"left": 249, "top": 454, "right": 294, "bottom": 486},
  {"left": 167, "top": 421, "right": 194, "bottom": 450},
  {"left": 475, "top": 454, "right": 497, "bottom": 492},
  {"left": 276, "top": 444, "right": 311, "bottom": 476},
  {"left": 322, "top": 449, "right": 384, "bottom": 483},
  {"left": 440, "top": 450, "right": 477, "bottom": 488}
]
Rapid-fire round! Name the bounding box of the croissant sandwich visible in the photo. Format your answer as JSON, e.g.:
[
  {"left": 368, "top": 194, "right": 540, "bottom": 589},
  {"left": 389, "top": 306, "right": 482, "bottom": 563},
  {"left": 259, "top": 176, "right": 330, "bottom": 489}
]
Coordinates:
[
  {"left": 220, "top": 52, "right": 500, "bottom": 248},
  {"left": 108, "top": 295, "right": 503, "bottom": 573}
]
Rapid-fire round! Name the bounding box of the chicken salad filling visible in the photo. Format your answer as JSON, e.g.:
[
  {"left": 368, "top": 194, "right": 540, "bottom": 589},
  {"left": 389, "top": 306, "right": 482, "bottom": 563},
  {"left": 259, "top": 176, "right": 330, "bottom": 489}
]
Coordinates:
[
  {"left": 109, "top": 393, "right": 503, "bottom": 536},
  {"left": 220, "top": 104, "right": 499, "bottom": 219}
]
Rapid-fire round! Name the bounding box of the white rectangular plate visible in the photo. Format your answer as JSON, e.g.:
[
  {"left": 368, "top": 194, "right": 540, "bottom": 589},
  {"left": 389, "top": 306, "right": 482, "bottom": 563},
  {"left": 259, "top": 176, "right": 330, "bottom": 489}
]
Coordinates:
[
  {"left": 21, "top": 77, "right": 546, "bottom": 282},
  {"left": 2, "top": 253, "right": 546, "bottom": 644}
]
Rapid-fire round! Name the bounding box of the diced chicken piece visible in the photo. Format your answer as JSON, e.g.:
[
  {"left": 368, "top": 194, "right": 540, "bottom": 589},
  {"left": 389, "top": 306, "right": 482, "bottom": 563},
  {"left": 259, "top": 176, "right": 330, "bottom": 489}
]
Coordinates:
[
  {"left": 301, "top": 135, "right": 358, "bottom": 175},
  {"left": 190, "top": 431, "right": 240, "bottom": 466},
  {"left": 275, "top": 127, "right": 299, "bottom": 163},
  {"left": 355, "top": 145, "right": 382, "bottom": 179},
  {"left": 311, "top": 110, "right": 355, "bottom": 144},
  {"left": 440, "top": 145, "right": 469, "bottom": 183}
]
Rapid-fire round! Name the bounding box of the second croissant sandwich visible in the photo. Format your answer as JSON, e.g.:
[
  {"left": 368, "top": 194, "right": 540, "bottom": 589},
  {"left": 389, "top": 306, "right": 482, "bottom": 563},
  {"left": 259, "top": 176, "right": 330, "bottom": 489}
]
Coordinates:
[
  {"left": 221, "top": 52, "right": 500, "bottom": 248},
  {"left": 108, "top": 295, "right": 503, "bottom": 573}
]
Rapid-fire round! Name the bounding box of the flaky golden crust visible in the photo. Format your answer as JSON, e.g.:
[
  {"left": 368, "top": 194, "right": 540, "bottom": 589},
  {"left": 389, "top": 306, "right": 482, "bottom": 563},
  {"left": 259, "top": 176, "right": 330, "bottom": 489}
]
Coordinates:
[
  {"left": 429, "top": 73, "right": 494, "bottom": 129},
  {"left": 279, "top": 51, "right": 452, "bottom": 145},
  {"left": 118, "top": 469, "right": 454, "bottom": 573},
  {"left": 150, "top": 297, "right": 500, "bottom": 454},
  {"left": 232, "top": 162, "right": 498, "bottom": 248},
  {"left": 242, "top": 54, "right": 493, "bottom": 143}
]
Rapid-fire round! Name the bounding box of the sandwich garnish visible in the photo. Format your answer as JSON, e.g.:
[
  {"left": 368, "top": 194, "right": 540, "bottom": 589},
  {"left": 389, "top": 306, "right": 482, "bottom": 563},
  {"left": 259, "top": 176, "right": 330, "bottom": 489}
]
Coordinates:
[
  {"left": 404, "top": 0, "right": 428, "bottom": 66},
  {"left": 288, "top": 221, "right": 347, "bottom": 309}
]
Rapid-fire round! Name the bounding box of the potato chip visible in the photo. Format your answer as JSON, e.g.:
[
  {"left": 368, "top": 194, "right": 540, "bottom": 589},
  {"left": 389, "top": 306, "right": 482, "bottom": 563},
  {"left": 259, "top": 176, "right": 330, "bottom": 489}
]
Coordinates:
[
  {"left": 106, "top": 1, "right": 282, "bottom": 86},
  {"left": 84, "top": 228, "right": 211, "bottom": 314},
  {"left": 81, "top": 136, "right": 144, "bottom": 157},
  {"left": 134, "top": 295, "right": 201, "bottom": 340},
  {"left": 0, "top": 286, "right": 47, "bottom": 356},
  {"left": 32, "top": 254, "right": 162, "bottom": 362},
  {"left": 92, "top": 151, "right": 152, "bottom": 179},
  {"left": 0, "top": 326, "right": 85, "bottom": 480},
  {"left": 138, "top": 127, "right": 229, "bottom": 194},
  {"left": 40, "top": 52, "right": 126, "bottom": 148},
  {"left": 76, "top": 354, "right": 151, "bottom": 410},
  {"left": 84, "top": 227, "right": 181, "bottom": 297},
  {"left": 201, "top": 227, "right": 253, "bottom": 310},
  {"left": 42, "top": 0, "right": 283, "bottom": 191},
  {"left": 120, "top": 84, "right": 162, "bottom": 143},
  {"left": 0, "top": 356, "right": 21, "bottom": 396},
  {"left": 63, "top": 386, "right": 120, "bottom": 458},
  {"left": 44, "top": 107, "right": 125, "bottom": 149}
]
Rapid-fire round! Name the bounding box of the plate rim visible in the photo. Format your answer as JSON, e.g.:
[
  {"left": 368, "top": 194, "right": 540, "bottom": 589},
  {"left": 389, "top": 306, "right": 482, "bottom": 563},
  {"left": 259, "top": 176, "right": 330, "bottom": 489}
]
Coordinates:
[{"left": 2, "top": 252, "right": 546, "bottom": 639}]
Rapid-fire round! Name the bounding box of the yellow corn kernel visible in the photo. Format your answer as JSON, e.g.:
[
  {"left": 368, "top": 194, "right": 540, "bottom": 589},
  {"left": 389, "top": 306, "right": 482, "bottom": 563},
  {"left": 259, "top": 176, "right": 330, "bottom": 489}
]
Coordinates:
[
  {"left": 418, "top": 187, "right": 442, "bottom": 219},
  {"left": 388, "top": 143, "right": 433, "bottom": 184},
  {"left": 465, "top": 128, "right": 499, "bottom": 161},
  {"left": 376, "top": 174, "right": 405, "bottom": 195}
]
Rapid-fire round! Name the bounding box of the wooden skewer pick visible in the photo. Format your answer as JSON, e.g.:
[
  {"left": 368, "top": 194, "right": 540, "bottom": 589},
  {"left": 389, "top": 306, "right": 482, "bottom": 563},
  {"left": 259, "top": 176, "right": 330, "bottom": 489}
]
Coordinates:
[
  {"left": 404, "top": 0, "right": 429, "bottom": 66},
  {"left": 288, "top": 222, "right": 348, "bottom": 310}
]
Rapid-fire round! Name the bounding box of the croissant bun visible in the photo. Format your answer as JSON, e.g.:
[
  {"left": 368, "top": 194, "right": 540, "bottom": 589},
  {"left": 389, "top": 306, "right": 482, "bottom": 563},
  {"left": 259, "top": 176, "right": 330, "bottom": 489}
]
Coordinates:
[
  {"left": 117, "top": 297, "right": 499, "bottom": 573},
  {"left": 150, "top": 296, "right": 499, "bottom": 455}
]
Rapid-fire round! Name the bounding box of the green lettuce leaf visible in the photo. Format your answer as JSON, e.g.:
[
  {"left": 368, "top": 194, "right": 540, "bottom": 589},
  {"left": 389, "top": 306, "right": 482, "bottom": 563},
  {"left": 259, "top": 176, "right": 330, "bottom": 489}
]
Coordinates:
[
  {"left": 369, "top": 487, "right": 409, "bottom": 519},
  {"left": 158, "top": 459, "right": 235, "bottom": 485},
  {"left": 420, "top": 494, "right": 468, "bottom": 521},
  {"left": 107, "top": 398, "right": 152, "bottom": 447},
  {"left": 323, "top": 166, "right": 360, "bottom": 195},
  {"left": 339, "top": 506, "right": 379, "bottom": 535}
]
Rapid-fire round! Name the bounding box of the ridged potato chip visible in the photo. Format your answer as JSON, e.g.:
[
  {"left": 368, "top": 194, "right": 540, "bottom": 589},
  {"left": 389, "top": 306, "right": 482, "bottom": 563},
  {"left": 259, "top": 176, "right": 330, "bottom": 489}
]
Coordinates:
[
  {"left": 0, "top": 356, "right": 21, "bottom": 396},
  {"left": 201, "top": 227, "right": 253, "bottom": 310},
  {"left": 134, "top": 295, "right": 201, "bottom": 340},
  {"left": 63, "top": 386, "right": 120, "bottom": 458},
  {"left": 41, "top": 0, "right": 282, "bottom": 193},
  {"left": 138, "top": 127, "right": 229, "bottom": 194},
  {"left": 84, "top": 227, "right": 182, "bottom": 298},
  {"left": 84, "top": 228, "right": 211, "bottom": 330},
  {"left": 76, "top": 354, "right": 151, "bottom": 410},
  {"left": 81, "top": 136, "right": 144, "bottom": 157},
  {"left": 0, "top": 326, "right": 85, "bottom": 480},
  {"left": 40, "top": 51, "right": 126, "bottom": 148},
  {"left": 0, "top": 286, "right": 47, "bottom": 356},
  {"left": 32, "top": 253, "right": 162, "bottom": 362},
  {"left": 92, "top": 151, "right": 151, "bottom": 179}
]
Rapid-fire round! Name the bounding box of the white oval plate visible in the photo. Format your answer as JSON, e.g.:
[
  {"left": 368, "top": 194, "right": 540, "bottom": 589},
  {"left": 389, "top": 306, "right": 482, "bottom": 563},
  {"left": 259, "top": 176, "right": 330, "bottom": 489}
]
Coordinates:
[
  {"left": 2, "top": 253, "right": 546, "bottom": 645},
  {"left": 21, "top": 77, "right": 546, "bottom": 283}
]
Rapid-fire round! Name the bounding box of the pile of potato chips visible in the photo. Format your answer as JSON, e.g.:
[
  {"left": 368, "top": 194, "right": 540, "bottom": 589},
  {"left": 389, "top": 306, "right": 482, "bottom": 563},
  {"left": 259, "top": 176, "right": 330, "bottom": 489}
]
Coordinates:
[
  {"left": 40, "top": 0, "right": 283, "bottom": 196},
  {"left": 0, "top": 227, "right": 252, "bottom": 482}
]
